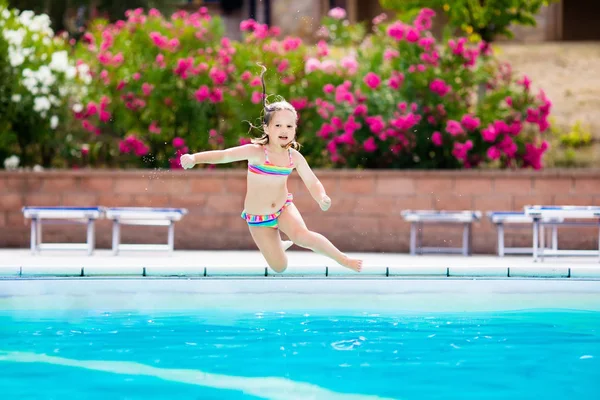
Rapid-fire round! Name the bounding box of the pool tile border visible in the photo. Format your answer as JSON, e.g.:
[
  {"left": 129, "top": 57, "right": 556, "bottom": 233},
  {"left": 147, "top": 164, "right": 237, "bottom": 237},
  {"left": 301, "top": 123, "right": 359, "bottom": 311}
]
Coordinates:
[{"left": 1, "top": 264, "right": 600, "bottom": 279}]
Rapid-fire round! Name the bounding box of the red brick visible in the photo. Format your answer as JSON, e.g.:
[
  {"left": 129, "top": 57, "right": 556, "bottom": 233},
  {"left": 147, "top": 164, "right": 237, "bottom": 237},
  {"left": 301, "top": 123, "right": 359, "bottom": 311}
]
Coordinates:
[
  {"left": 473, "top": 194, "right": 513, "bottom": 212},
  {"left": 354, "top": 196, "right": 397, "bottom": 216},
  {"left": 205, "top": 194, "right": 244, "bottom": 214},
  {"left": 339, "top": 177, "right": 376, "bottom": 194},
  {"left": 60, "top": 193, "right": 99, "bottom": 206},
  {"left": 553, "top": 195, "right": 594, "bottom": 206},
  {"left": 23, "top": 193, "right": 62, "bottom": 207},
  {"left": 378, "top": 215, "right": 410, "bottom": 234},
  {"left": 190, "top": 178, "right": 224, "bottom": 193},
  {"left": 81, "top": 177, "right": 114, "bottom": 192},
  {"left": 132, "top": 194, "right": 171, "bottom": 207},
  {"left": 375, "top": 178, "right": 415, "bottom": 195},
  {"left": 149, "top": 178, "right": 189, "bottom": 195},
  {"left": 573, "top": 178, "right": 600, "bottom": 195},
  {"left": 223, "top": 178, "right": 247, "bottom": 195},
  {"left": 494, "top": 178, "right": 531, "bottom": 194},
  {"left": 0, "top": 194, "right": 23, "bottom": 211},
  {"left": 433, "top": 194, "right": 474, "bottom": 210},
  {"left": 25, "top": 177, "right": 44, "bottom": 192},
  {"left": 41, "top": 177, "right": 78, "bottom": 192},
  {"left": 114, "top": 178, "right": 151, "bottom": 194},
  {"left": 3, "top": 178, "right": 25, "bottom": 192},
  {"left": 327, "top": 196, "right": 356, "bottom": 214},
  {"left": 512, "top": 194, "right": 553, "bottom": 210},
  {"left": 171, "top": 194, "right": 207, "bottom": 209},
  {"left": 98, "top": 193, "right": 135, "bottom": 207},
  {"left": 7, "top": 211, "right": 26, "bottom": 226},
  {"left": 533, "top": 178, "right": 573, "bottom": 194},
  {"left": 395, "top": 195, "right": 435, "bottom": 210},
  {"left": 455, "top": 178, "right": 493, "bottom": 195},
  {"left": 415, "top": 178, "right": 454, "bottom": 193},
  {"left": 334, "top": 216, "right": 380, "bottom": 234}
]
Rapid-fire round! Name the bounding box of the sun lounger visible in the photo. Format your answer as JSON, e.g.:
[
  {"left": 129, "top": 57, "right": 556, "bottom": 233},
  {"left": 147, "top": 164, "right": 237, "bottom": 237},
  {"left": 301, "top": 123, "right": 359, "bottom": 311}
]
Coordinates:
[
  {"left": 487, "top": 211, "right": 562, "bottom": 256},
  {"left": 401, "top": 210, "right": 482, "bottom": 256},
  {"left": 524, "top": 205, "right": 600, "bottom": 262},
  {"left": 22, "top": 206, "right": 104, "bottom": 256},
  {"left": 104, "top": 207, "right": 188, "bottom": 255}
]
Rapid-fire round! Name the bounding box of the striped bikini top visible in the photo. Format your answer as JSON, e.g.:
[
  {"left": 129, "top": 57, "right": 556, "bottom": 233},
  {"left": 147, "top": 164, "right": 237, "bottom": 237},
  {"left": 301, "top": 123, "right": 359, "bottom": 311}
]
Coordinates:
[{"left": 248, "top": 147, "right": 294, "bottom": 176}]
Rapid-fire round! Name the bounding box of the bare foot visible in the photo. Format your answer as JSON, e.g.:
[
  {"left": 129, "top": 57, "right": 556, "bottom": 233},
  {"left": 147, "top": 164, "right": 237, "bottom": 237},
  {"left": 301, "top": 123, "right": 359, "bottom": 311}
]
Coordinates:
[
  {"left": 281, "top": 240, "right": 293, "bottom": 251},
  {"left": 340, "top": 255, "right": 362, "bottom": 272}
]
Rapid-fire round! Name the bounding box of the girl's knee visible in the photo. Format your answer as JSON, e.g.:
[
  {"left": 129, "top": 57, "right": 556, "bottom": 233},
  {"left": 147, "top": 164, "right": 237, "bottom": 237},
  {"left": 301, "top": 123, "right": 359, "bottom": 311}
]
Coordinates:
[{"left": 288, "top": 228, "right": 311, "bottom": 245}]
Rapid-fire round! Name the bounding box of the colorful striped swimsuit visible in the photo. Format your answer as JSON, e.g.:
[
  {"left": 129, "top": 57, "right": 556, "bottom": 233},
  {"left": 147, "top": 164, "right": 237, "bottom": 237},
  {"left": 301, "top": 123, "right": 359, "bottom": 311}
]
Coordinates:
[{"left": 241, "top": 147, "right": 295, "bottom": 229}]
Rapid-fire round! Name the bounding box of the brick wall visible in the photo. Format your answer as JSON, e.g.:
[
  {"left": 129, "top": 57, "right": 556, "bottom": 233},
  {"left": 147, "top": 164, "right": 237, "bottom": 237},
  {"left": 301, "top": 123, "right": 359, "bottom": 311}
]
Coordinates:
[{"left": 1, "top": 169, "right": 599, "bottom": 253}]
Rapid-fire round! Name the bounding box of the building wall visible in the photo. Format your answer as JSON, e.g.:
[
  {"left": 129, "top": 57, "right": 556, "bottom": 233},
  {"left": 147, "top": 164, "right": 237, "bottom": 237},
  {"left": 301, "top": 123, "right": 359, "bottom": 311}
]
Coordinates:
[{"left": 1, "top": 170, "right": 599, "bottom": 254}]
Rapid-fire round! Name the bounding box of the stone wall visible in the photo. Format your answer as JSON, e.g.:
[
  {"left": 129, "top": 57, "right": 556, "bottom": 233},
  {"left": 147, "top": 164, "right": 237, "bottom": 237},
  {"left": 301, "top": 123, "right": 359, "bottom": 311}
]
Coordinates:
[{"left": 1, "top": 170, "right": 599, "bottom": 254}]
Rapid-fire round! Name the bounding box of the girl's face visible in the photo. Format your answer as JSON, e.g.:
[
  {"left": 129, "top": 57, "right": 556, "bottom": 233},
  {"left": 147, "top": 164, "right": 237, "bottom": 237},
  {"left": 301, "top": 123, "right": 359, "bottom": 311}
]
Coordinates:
[{"left": 265, "top": 109, "right": 297, "bottom": 147}]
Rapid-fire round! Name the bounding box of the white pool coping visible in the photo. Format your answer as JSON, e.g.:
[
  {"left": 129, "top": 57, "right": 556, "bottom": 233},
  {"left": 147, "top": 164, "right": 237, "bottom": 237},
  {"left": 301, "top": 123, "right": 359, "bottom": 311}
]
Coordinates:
[{"left": 0, "top": 249, "right": 600, "bottom": 279}]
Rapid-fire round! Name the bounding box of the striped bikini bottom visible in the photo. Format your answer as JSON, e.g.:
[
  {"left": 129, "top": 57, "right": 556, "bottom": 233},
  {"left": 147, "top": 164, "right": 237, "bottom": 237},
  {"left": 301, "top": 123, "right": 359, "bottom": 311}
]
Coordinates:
[{"left": 241, "top": 193, "right": 293, "bottom": 229}]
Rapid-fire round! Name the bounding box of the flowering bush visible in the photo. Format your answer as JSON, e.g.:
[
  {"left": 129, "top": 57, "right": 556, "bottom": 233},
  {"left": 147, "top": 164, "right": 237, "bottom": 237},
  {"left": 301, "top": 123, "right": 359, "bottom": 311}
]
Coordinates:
[
  {"left": 1, "top": 5, "right": 553, "bottom": 170},
  {"left": 310, "top": 8, "right": 551, "bottom": 169},
  {"left": 71, "top": 7, "right": 238, "bottom": 169},
  {"left": 0, "top": 1, "right": 85, "bottom": 167}
]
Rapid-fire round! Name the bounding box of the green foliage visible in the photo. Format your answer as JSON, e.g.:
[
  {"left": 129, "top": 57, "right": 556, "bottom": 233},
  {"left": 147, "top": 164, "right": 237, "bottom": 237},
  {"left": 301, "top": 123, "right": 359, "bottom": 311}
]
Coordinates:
[{"left": 380, "top": 0, "right": 558, "bottom": 42}]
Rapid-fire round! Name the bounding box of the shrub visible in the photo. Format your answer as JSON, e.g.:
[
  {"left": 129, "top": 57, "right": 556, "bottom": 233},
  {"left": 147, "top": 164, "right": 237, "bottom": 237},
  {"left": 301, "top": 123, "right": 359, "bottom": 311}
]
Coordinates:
[
  {"left": 0, "top": 1, "right": 84, "bottom": 168},
  {"left": 310, "top": 8, "right": 552, "bottom": 169}
]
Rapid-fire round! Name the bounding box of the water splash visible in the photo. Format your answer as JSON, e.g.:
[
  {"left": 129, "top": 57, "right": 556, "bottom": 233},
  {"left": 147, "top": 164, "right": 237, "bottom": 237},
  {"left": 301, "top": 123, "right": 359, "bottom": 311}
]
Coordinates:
[{"left": 0, "top": 351, "right": 397, "bottom": 400}]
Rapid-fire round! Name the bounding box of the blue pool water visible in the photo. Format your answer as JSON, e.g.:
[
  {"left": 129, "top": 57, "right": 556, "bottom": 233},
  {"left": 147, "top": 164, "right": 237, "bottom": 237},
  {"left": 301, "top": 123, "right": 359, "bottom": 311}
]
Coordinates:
[
  {"left": 1, "top": 279, "right": 600, "bottom": 399},
  {"left": 1, "top": 308, "right": 600, "bottom": 399}
]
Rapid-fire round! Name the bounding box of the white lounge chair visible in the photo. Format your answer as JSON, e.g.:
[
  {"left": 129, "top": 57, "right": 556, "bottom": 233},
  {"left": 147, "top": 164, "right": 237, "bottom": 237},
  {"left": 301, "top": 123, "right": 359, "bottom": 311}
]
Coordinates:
[
  {"left": 401, "top": 210, "right": 482, "bottom": 256},
  {"left": 104, "top": 207, "right": 188, "bottom": 255},
  {"left": 524, "top": 205, "right": 600, "bottom": 262},
  {"left": 22, "top": 206, "right": 104, "bottom": 256},
  {"left": 487, "top": 211, "right": 562, "bottom": 256}
]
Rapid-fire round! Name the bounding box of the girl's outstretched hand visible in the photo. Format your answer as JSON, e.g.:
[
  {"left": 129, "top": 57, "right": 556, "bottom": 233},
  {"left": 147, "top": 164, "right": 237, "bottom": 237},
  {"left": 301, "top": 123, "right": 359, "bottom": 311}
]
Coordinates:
[
  {"left": 319, "top": 195, "right": 331, "bottom": 211},
  {"left": 180, "top": 154, "right": 195, "bottom": 169}
]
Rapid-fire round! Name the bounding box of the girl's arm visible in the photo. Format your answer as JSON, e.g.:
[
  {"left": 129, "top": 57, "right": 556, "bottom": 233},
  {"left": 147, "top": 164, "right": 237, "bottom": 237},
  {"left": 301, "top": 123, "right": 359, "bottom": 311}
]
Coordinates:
[
  {"left": 292, "top": 150, "right": 331, "bottom": 211},
  {"left": 181, "top": 144, "right": 257, "bottom": 168}
]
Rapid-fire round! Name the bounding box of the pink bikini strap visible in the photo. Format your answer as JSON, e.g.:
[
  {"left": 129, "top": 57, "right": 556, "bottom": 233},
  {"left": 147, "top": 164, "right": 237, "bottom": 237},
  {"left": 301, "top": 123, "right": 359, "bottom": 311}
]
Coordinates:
[
  {"left": 288, "top": 148, "right": 293, "bottom": 165},
  {"left": 263, "top": 146, "right": 269, "bottom": 163}
]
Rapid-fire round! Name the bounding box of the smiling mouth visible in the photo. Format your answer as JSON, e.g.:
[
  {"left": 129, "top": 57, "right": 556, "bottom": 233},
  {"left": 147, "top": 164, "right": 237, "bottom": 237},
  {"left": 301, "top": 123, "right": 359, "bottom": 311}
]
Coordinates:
[{"left": 278, "top": 136, "right": 289, "bottom": 140}]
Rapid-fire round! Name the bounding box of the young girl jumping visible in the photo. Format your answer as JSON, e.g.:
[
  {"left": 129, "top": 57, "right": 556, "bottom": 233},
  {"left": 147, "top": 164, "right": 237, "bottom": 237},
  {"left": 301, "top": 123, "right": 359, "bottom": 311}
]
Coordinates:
[{"left": 180, "top": 65, "right": 362, "bottom": 273}]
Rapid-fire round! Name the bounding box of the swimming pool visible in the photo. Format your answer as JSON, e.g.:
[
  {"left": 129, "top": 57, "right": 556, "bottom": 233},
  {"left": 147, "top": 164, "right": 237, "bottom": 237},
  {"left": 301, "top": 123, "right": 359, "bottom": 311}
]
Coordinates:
[{"left": 1, "top": 279, "right": 599, "bottom": 399}]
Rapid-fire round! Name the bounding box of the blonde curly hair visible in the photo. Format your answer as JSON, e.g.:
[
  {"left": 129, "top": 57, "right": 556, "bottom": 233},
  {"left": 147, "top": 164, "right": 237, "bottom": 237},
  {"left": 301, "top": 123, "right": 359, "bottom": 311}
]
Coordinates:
[{"left": 249, "top": 63, "right": 301, "bottom": 150}]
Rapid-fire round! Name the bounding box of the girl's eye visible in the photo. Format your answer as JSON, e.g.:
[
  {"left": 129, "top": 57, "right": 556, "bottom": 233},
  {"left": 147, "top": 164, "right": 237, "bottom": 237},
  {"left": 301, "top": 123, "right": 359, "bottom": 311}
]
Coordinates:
[{"left": 275, "top": 124, "right": 281, "bottom": 127}]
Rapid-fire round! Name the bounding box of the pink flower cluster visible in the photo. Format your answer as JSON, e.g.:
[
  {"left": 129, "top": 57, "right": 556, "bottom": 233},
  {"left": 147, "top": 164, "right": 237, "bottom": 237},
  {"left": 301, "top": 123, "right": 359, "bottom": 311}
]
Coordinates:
[
  {"left": 75, "top": 96, "right": 112, "bottom": 135},
  {"left": 119, "top": 135, "right": 149, "bottom": 156}
]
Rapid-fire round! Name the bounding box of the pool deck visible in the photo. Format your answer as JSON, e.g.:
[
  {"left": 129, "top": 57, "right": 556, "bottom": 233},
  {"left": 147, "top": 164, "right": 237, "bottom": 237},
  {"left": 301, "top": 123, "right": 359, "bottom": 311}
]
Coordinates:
[{"left": 0, "top": 248, "right": 599, "bottom": 279}]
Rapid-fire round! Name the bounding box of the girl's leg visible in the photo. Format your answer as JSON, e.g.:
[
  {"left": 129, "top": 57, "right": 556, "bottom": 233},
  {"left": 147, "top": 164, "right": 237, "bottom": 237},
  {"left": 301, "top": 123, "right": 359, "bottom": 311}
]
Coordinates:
[
  {"left": 248, "top": 225, "right": 288, "bottom": 273},
  {"left": 277, "top": 204, "right": 362, "bottom": 272}
]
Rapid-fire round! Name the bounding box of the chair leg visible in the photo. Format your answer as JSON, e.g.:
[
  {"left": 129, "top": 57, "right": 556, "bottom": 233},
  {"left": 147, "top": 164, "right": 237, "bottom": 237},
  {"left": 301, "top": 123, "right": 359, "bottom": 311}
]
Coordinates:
[
  {"left": 409, "top": 222, "right": 416, "bottom": 256},
  {"left": 87, "top": 219, "right": 95, "bottom": 256},
  {"left": 168, "top": 220, "right": 175, "bottom": 254},
  {"left": 462, "top": 223, "right": 469, "bottom": 256},
  {"left": 540, "top": 223, "right": 545, "bottom": 262},
  {"left": 36, "top": 219, "right": 42, "bottom": 252},
  {"left": 112, "top": 220, "right": 120, "bottom": 256},
  {"left": 30, "top": 218, "right": 37, "bottom": 255},
  {"left": 498, "top": 223, "right": 505, "bottom": 257},
  {"left": 532, "top": 219, "right": 539, "bottom": 262}
]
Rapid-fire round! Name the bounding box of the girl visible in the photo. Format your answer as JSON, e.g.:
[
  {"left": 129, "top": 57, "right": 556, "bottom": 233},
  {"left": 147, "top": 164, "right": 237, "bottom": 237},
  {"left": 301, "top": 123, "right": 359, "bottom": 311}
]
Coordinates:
[{"left": 180, "top": 65, "right": 362, "bottom": 273}]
